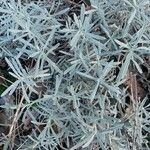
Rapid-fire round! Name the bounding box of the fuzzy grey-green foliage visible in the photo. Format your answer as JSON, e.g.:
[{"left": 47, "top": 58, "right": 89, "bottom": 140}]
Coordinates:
[{"left": 0, "top": 0, "right": 150, "bottom": 149}]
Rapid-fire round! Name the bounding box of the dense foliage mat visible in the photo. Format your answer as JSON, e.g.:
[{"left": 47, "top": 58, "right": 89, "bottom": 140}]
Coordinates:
[{"left": 0, "top": 0, "right": 150, "bottom": 149}]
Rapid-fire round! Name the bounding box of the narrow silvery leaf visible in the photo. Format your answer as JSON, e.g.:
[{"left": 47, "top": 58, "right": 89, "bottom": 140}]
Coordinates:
[
  {"left": 45, "top": 57, "right": 62, "bottom": 73},
  {"left": 128, "top": 9, "right": 136, "bottom": 25},
  {"left": 101, "top": 61, "right": 114, "bottom": 79},
  {"left": 22, "top": 83, "right": 30, "bottom": 103},
  {"left": 70, "top": 31, "right": 80, "bottom": 48},
  {"left": 43, "top": 28, "right": 56, "bottom": 50},
  {"left": 85, "top": 9, "right": 96, "bottom": 15},
  {"left": 115, "top": 40, "right": 129, "bottom": 49},
  {"left": 82, "top": 125, "right": 97, "bottom": 148},
  {"left": 70, "top": 125, "right": 97, "bottom": 150},
  {"left": 132, "top": 59, "right": 143, "bottom": 74},
  {"left": 76, "top": 71, "right": 96, "bottom": 80},
  {"left": 55, "top": 75, "right": 62, "bottom": 96},
  {"left": 80, "top": 4, "right": 85, "bottom": 23},
  {"left": 74, "top": 13, "right": 80, "bottom": 28},
  {"left": 116, "top": 52, "right": 133, "bottom": 82},
  {"left": 70, "top": 85, "right": 78, "bottom": 109},
  {"left": 64, "top": 64, "right": 77, "bottom": 75},
  {"left": 5, "top": 58, "right": 20, "bottom": 77},
  {"left": 124, "top": 0, "right": 135, "bottom": 7},
  {"left": 9, "top": 72, "right": 19, "bottom": 79},
  {"left": 53, "top": 8, "right": 69, "bottom": 16},
  {"left": 45, "top": 43, "right": 60, "bottom": 55},
  {"left": 1, "top": 80, "right": 20, "bottom": 97},
  {"left": 133, "top": 53, "right": 144, "bottom": 63},
  {"left": 90, "top": 80, "right": 100, "bottom": 103}
]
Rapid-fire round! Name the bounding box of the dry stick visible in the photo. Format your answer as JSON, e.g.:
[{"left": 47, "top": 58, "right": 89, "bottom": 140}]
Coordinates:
[
  {"left": 130, "top": 73, "right": 138, "bottom": 150},
  {"left": 7, "top": 95, "right": 24, "bottom": 148},
  {"left": 131, "top": 73, "right": 138, "bottom": 102},
  {"left": 0, "top": 75, "right": 13, "bottom": 84},
  {"left": 65, "top": 0, "right": 81, "bottom": 7}
]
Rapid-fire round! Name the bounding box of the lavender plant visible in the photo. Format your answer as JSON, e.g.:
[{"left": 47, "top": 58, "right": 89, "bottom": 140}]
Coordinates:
[{"left": 0, "top": 0, "right": 149, "bottom": 150}]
